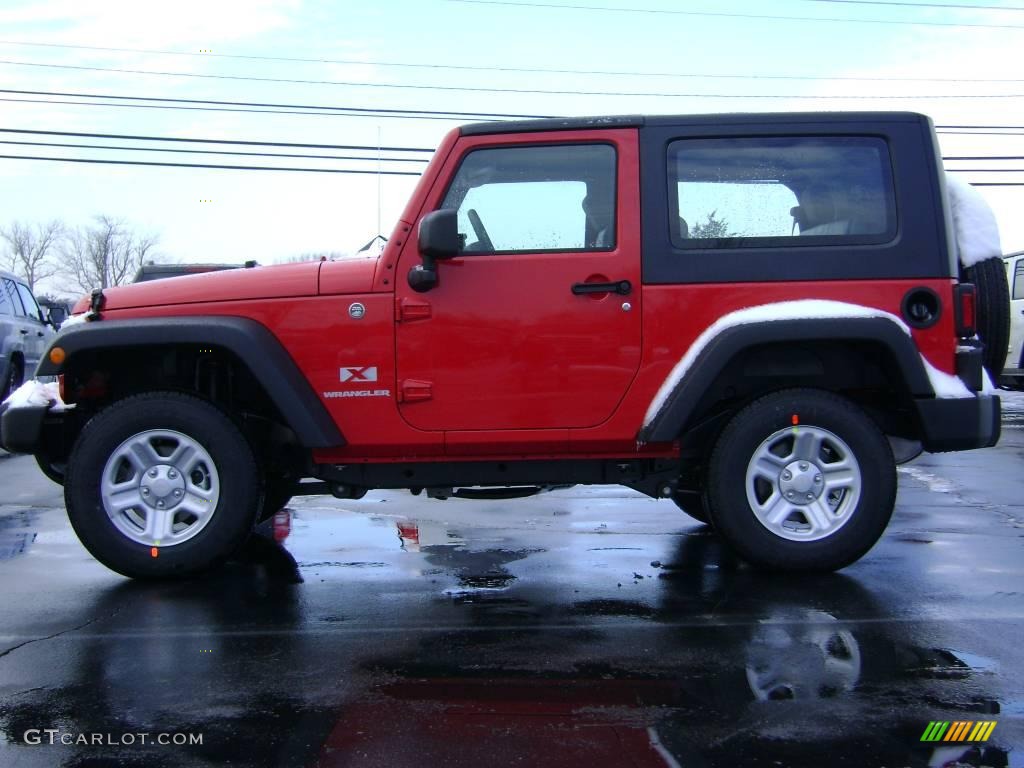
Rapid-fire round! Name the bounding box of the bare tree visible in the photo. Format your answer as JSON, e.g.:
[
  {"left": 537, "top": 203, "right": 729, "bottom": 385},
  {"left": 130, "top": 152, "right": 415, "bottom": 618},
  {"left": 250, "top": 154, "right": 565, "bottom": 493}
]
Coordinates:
[
  {"left": 0, "top": 220, "right": 64, "bottom": 289},
  {"left": 60, "top": 216, "right": 160, "bottom": 293}
]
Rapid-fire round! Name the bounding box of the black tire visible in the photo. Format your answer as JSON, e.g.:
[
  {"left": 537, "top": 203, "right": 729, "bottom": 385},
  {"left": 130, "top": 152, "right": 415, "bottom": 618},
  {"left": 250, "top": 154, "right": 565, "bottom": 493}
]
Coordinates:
[
  {"left": 2, "top": 357, "right": 23, "bottom": 401},
  {"left": 34, "top": 454, "right": 66, "bottom": 485},
  {"left": 707, "top": 389, "right": 896, "bottom": 572},
  {"left": 258, "top": 473, "right": 295, "bottom": 522},
  {"left": 962, "top": 255, "right": 1010, "bottom": 378},
  {"left": 64, "top": 392, "right": 260, "bottom": 579},
  {"left": 671, "top": 492, "right": 711, "bottom": 524}
]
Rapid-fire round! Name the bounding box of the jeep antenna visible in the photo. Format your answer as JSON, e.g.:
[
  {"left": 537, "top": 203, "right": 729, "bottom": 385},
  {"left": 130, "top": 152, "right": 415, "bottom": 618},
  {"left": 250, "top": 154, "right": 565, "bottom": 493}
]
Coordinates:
[{"left": 376, "top": 125, "right": 382, "bottom": 238}]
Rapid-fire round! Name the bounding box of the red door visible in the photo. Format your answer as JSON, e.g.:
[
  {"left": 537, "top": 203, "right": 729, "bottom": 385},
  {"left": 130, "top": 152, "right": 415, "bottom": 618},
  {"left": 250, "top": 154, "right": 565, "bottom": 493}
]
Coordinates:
[{"left": 395, "top": 130, "right": 642, "bottom": 433}]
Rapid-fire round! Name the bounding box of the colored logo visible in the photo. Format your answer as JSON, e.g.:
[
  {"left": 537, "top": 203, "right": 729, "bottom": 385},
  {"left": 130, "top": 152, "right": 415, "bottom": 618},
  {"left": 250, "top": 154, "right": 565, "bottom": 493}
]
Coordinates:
[
  {"left": 920, "top": 721, "right": 996, "bottom": 743},
  {"left": 340, "top": 366, "right": 377, "bottom": 383}
]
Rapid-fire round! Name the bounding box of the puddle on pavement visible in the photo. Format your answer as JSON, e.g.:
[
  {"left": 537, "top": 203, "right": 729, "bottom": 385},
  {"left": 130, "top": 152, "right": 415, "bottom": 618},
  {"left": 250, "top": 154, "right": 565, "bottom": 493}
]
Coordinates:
[{"left": 0, "top": 509, "right": 39, "bottom": 561}]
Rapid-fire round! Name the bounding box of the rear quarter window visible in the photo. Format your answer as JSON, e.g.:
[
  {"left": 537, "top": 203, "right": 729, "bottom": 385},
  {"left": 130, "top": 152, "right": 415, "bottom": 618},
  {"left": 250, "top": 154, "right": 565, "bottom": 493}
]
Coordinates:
[
  {"left": 669, "top": 136, "right": 897, "bottom": 249},
  {"left": 640, "top": 118, "right": 949, "bottom": 284}
]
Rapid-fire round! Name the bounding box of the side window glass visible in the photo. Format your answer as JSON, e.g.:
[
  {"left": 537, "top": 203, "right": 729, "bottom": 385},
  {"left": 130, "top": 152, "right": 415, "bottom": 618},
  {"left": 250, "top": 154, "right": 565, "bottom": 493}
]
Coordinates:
[
  {"left": 3, "top": 279, "right": 25, "bottom": 317},
  {"left": 1014, "top": 261, "right": 1024, "bottom": 301},
  {"left": 669, "top": 137, "right": 897, "bottom": 248},
  {"left": 441, "top": 144, "right": 617, "bottom": 253},
  {"left": 0, "top": 281, "right": 11, "bottom": 315},
  {"left": 15, "top": 283, "right": 44, "bottom": 322}
]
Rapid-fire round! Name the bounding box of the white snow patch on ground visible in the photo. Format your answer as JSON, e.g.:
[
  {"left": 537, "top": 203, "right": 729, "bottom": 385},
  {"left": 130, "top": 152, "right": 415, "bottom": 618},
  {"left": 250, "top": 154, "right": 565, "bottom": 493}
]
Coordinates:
[
  {"left": 643, "top": 299, "right": 988, "bottom": 427},
  {"left": 897, "top": 465, "right": 957, "bottom": 494},
  {"left": 946, "top": 174, "right": 1003, "bottom": 269},
  {"left": 2, "top": 380, "right": 73, "bottom": 411}
]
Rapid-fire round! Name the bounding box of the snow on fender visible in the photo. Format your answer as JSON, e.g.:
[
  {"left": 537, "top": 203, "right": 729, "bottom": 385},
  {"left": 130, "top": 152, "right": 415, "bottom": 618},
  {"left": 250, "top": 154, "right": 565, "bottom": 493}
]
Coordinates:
[
  {"left": 643, "top": 299, "right": 990, "bottom": 428},
  {"left": 2, "top": 380, "right": 74, "bottom": 412}
]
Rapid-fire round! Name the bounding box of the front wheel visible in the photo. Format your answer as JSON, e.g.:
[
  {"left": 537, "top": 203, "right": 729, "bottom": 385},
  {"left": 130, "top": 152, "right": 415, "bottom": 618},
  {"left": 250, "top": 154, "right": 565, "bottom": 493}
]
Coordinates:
[
  {"left": 706, "top": 389, "right": 895, "bottom": 572},
  {"left": 64, "top": 392, "right": 260, "bottom": 579}
]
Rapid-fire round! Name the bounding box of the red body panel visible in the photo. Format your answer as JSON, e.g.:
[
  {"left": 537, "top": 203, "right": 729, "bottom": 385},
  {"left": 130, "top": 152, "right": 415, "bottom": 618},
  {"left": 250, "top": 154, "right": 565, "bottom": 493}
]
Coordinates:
[
  {"left": 99, "top": 261, "right": 322, "bottom": 310},
  {"left": 318, "top": 256, "right": 379, "bottom": 295},
  {"left": 91, "top": 125, "right": 959, "bottom": 463}
]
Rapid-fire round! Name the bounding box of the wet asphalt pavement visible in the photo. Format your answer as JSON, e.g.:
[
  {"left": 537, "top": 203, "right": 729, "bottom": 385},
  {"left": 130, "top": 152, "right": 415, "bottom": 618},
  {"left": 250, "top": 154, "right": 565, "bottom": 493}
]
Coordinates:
[{"left": 1, "top": 397, "right": 1023, "bottom": 767}]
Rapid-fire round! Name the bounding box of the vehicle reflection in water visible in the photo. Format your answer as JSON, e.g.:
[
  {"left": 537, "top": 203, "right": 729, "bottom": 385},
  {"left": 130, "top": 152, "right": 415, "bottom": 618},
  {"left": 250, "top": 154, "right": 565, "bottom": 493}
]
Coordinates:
[
  {"left": 0, "top": 509, "right": 1010, "bottom": 767},
  {"left": 314, "top": 523, "right": 1010, "bottom": 768},
  {"left": 0, "top": 509, "right": 38, "bottom": 561}
]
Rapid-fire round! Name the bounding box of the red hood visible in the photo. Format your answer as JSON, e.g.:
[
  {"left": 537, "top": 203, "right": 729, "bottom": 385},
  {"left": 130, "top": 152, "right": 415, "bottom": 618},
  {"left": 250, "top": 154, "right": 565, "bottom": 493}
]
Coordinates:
[{"left": 94, "top": 258, "right": 377, "bottom": 311}]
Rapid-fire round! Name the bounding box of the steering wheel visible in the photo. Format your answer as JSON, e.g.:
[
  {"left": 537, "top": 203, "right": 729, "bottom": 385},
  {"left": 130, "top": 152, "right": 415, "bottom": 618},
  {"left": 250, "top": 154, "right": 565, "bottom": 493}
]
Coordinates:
[{"left": 466, "top": 208, "right": 494, "bottom": 252}]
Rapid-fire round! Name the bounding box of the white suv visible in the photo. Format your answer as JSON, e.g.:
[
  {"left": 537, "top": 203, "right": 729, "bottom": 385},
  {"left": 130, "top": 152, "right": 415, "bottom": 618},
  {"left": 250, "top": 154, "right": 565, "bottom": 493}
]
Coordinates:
[
  {"left": 1003, "top": 252, "right": 1024, "bottom": 386},
  {"left": 1, "top": 270, "right": 56, "bottom": 400}
]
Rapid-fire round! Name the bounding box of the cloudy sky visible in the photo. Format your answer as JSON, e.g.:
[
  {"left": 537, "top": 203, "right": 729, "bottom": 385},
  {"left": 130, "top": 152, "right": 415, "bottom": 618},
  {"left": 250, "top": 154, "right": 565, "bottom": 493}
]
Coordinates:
[{"left": 1, "top": 0, "right": 1022, "bottom": 296}]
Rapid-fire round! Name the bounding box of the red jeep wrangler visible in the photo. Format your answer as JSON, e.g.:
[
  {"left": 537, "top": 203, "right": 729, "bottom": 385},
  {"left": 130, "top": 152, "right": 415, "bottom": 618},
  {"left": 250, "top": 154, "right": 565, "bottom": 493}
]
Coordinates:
[{"left": 0, "top": 112, "right": 1001, "bottom": 578}]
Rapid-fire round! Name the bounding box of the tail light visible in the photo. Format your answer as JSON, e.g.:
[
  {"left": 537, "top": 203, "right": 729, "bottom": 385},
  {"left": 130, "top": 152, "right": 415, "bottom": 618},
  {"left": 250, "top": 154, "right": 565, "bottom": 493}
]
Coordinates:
[{"left": 954, "top": 283, "right": 976, "bottom": 338}]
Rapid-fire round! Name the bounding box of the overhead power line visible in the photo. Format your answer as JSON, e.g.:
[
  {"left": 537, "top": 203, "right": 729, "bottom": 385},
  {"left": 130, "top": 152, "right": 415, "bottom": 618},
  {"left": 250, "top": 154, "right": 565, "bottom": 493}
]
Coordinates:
[
  {"left": 936, "top": 124, "right": 1024, "bottom": 128},
  {"left": 799, "top": 0, "right": 1024, "bottom": 9},
  {"left": 0, "top": 140, "right": 431, "bottom": 164},
  {"left": 11, "top": 90, "right": 1024, "bottom": 134},
  {"left": 0, "top": 127, "right": 435, "bottom": 152},
  {"left": 0, "top": 88, "right": 551, "bottom": 121},
  {"left": 1, "top": 148, "right": 1021, "bottom": 184},
  {"left": 0, "top": 95, "right": 499, "bottom": 122},
  {"left": 3, "top": 58, "right": 1023, "bottom": 99},
  {"left": 0, "top": 88, "right": 552, "bottom": 120},
  {"left": 0, "top": 39, "right": 1021, "bottom": 83},
  {"left": 1, "top": 128, "right": 1021, "bottom": 159},
  {"left": 446, "top": 0, "right": 1024, "bottom": 28},
  {"left": 0, "top": 154, "right": 424, "bottom": 175},
  {"left": 943, "top": 155, "right": 1024, "bottom": 159},
  {"left": 937, "top": 130, "right": 1024, "bottom": 135}
]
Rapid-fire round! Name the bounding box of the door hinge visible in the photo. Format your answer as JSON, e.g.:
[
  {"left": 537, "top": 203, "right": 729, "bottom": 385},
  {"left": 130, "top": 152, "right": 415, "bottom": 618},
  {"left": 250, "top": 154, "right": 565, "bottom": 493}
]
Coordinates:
[
  {"left": 395, "top": 297, "right": 432, "bottom": 322},
  {"left": 399, "top": 379, "right": 433, "bottom": 403}
]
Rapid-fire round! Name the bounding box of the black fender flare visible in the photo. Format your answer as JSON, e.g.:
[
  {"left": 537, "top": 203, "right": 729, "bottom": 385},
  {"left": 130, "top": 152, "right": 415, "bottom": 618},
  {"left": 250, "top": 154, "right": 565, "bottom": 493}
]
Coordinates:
[
  {"left": 37, "top": 316, "right": 345, "bottom": 448},
  {"left": 638, "top": 317, "right": 934, "bottom": 443}
]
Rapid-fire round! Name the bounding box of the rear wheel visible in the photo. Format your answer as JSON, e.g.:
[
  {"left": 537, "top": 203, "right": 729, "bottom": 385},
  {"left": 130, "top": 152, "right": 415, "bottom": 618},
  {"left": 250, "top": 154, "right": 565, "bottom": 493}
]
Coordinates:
[
  {"left": 65, "top": 392, "right": 260, "bottom": 579},
  {"left": 707, "top": 389, "right": 895, "bottom": 572}
]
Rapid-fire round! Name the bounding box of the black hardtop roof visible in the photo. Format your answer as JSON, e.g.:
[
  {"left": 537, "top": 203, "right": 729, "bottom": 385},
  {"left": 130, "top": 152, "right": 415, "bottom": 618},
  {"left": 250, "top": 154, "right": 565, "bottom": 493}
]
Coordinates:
[{"left": 459, "top": 111, "right": 931, "bottom": 136}]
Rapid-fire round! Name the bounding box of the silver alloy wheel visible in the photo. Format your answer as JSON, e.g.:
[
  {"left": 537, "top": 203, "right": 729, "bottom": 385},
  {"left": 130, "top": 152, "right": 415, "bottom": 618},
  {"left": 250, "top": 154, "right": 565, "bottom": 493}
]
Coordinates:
[
  {"left": 100, "top": 429, "right": 221, "bottom": 547},
  {"left": 745, "top": 610, "right": 862, "bottom": 701},
  {"left": 744, "top": 425, "right": 862, "bottom": 542}
]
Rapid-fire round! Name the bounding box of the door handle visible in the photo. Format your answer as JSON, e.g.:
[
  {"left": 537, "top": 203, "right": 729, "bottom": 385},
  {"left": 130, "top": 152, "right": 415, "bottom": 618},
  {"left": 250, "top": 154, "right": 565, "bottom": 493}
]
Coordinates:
[
  {"left": 37, "top": 331, "right": 44, "bottom": 337},
  {"left": 19, "top": 329, "right": 28, "bottom": 335},
  {"left": 571, "top": 280, "right": 632, "bottom": 296}
]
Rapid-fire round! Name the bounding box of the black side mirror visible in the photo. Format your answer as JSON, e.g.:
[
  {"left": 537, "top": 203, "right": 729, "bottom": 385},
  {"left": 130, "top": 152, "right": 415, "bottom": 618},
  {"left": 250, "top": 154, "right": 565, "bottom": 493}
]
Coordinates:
[
  {"left": 410, "top": 209, "right": 460, "bottom": 293},
  {"left": 418, "top": 209, "right": 460, "bottom": 260},
  {"left": 47, "top": 307, "right": 67, "bottom": 328}
]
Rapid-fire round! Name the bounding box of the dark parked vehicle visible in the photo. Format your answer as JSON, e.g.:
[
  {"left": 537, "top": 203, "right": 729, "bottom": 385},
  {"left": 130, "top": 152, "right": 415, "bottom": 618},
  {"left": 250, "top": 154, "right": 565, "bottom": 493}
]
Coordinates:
[
  {"left": 37, "top": 297, "right": 73, "bottom": 329},
  {"left": 0, "top": 271, "right": 56, "bottom": 400}
]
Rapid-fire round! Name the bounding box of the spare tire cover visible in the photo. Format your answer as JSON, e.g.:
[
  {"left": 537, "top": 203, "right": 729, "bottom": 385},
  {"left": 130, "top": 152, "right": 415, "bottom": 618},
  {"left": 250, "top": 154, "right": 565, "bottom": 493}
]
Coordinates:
[
  {"left": 961, "top": 256, "right": 1010, "bottom": 378},
  {"left": 946, "top": 175, "right": 1010, "bottom": 378}
]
